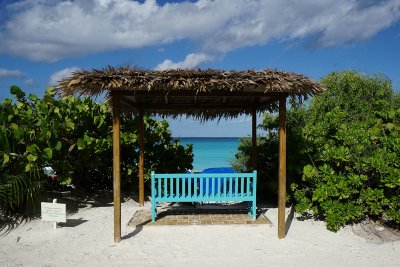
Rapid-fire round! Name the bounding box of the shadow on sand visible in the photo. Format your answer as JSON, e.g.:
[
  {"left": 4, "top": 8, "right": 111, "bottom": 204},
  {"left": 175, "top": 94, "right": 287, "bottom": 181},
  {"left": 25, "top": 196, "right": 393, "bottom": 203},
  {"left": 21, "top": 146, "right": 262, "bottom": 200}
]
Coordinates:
[
  {"left": 58, "top": 218, "right": 89, "bottom": 228},
  {"left": 0, "top": 189, "right": 129, "bottom": 236},
  {"left": 285, "top": 206, "right": 295, "bottom": 236},
  {"left": 0, "top": 212, "right": 31, "bottom": 236},
  {"left": 122, "top": 225, "right": 143, "bottom": 240}
]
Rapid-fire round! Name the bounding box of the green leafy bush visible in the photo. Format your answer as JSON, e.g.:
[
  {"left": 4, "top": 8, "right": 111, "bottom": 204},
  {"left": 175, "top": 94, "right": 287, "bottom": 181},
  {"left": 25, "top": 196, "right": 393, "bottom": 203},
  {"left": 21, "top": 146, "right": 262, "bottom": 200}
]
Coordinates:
[
  {"left": 292, "top": 71, "right": 400, "bottom": 231},
  {"left": 232, "top": 100, "right": 309, "bottom": 202},
  {"left": 0, "top": 86, "right": 193, "bottom": 212},
  {"left": 233, "top": 71, "right": 400, "bottom": 231}
]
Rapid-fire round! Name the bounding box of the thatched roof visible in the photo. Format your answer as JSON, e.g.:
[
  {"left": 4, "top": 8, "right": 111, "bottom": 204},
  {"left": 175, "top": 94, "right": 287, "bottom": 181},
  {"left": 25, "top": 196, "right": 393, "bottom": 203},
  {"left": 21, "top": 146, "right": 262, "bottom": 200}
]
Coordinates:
[{"left": 58, "top": 67, "right": 324, "bottom": 120}]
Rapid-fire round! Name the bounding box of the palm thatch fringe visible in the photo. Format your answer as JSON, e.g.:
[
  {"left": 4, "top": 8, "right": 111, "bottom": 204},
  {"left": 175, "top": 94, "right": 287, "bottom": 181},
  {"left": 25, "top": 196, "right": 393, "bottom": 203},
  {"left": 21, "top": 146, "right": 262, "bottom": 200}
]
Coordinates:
[{"left": 57, "top": 66, "right": 324, "bottom": 120}]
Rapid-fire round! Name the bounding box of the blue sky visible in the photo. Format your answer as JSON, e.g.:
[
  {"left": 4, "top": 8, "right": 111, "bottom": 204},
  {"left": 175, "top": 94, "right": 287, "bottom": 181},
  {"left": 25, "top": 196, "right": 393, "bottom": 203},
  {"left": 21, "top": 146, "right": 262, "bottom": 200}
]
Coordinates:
[{"left": 0, "top": 0, "right": 399, "bottom": 137}]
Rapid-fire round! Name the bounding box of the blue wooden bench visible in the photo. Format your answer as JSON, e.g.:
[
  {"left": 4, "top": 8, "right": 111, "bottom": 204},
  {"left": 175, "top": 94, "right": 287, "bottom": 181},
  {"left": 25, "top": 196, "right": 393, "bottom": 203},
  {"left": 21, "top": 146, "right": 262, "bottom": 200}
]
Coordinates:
[{"left": 151, "top": 171, "right": 257, "bottom": 222}]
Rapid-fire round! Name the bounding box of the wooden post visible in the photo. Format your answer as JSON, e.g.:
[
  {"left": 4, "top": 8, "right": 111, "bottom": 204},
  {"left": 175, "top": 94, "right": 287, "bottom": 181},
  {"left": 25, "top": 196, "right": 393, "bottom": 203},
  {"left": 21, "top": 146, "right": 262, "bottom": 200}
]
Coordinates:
[
  {"left": 52, "top": 199, "right": 58, "bottom": 229},
  {"left": 138, "top": 110, "right": 145, "bottom": 207},
  {"left": 278, "top": 94, "right": 287, "bottom": 239},
  {"left": 251, "top": 109, "right": 257, "bottom": 170},
  {"left": 112, "top": 94, "right": 121, "bottom": 243}
]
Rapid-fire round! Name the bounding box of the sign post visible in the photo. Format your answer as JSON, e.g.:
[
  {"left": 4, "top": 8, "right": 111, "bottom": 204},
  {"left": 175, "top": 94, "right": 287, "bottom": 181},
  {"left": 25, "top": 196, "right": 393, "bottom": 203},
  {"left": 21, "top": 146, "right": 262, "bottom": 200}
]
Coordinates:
[{"left": 41, "top": 199, "right": 66, "bottom": 229}]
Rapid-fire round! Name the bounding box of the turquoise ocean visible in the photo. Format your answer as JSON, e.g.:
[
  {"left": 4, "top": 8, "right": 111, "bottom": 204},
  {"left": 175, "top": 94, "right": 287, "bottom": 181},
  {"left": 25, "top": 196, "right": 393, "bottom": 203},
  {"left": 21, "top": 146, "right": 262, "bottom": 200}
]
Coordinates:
[{"left": 177, "top": 137, "right": 241, "bottom": 172}]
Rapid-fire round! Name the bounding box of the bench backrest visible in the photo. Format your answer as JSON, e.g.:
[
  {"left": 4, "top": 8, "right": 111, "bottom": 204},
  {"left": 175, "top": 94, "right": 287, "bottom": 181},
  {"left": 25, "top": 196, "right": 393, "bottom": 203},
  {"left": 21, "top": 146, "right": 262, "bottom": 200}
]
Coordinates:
[{"left": 151, "top": 171, "right": 257, "bottom": 202}]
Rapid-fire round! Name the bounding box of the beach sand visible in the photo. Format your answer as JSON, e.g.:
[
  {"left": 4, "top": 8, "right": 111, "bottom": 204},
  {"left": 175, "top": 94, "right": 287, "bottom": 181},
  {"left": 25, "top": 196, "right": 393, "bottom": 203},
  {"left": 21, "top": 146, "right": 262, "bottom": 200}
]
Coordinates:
[{"left": 1, "top": 197, "right": 399, "bottom": 267}]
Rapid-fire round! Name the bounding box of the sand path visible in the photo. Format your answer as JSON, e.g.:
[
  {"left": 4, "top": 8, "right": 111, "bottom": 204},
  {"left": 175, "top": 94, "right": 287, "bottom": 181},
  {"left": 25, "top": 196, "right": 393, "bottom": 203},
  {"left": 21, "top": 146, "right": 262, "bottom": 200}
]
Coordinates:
[{"left": 1, "top": 199, "right": 399, "bottom": 266}]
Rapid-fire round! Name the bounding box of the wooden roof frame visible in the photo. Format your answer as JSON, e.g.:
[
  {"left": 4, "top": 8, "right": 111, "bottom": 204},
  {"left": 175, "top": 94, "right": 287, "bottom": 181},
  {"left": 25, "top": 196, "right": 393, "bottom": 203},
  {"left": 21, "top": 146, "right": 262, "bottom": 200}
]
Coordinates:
[
  {"left": 58, "top": 67, "right": 324, "bottom": 243},
  {"left": 112, "top": 90, "right": 281, "bottom": 112}
]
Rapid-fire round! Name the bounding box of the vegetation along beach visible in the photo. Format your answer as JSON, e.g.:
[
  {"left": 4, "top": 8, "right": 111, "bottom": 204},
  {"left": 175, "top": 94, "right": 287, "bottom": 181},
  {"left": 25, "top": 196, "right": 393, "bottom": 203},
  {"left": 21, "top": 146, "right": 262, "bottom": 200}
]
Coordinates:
[{"left": 1, "top": 0, "right": 400, "bottom": 266}]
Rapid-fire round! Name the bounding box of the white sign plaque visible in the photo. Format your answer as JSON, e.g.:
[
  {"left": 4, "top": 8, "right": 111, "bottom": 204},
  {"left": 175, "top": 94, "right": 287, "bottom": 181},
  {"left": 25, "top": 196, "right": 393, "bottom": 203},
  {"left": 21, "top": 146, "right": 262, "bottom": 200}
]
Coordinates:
[{"left": 41, "top": 202, "right": 66, "bottom": 223}]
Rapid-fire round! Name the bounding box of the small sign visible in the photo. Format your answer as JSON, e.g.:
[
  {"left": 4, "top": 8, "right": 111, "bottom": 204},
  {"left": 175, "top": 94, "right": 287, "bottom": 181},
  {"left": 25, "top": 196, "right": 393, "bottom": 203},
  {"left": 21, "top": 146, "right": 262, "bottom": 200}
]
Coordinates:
[{"left": 41, "top": 202, "right": 66, "bottom": 223}]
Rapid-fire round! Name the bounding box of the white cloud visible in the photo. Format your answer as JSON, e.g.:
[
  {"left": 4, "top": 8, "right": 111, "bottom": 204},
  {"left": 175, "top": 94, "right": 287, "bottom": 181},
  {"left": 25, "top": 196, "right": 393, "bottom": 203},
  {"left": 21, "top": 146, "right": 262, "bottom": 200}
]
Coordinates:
[
  {"left": 24, "top": 79, "right": 34, "bottom": 85},
  {"left": 155, "top": 53, "right": 213, "bottom": 70},
  {"left": 49, "top": 67, "right": 81, "bottom": 86},
  {"left": 0, "top": 68, "right": 25, "bottom": 78},
  {"left": 0, "top": 0, "right": 399, "bottom": 62}
]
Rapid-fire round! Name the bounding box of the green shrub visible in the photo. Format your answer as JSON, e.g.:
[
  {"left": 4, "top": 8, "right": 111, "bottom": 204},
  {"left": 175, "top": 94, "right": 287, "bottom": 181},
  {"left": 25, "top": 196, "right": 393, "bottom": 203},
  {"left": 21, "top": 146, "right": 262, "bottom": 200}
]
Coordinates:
[
  {"left": 292, "top": 71, "right": 400, "bottom": 231},
  {"left": 0, "top": 86, "right": 193, "bottom": 212},
  {"left": 233, "top": 71, "right": 400, "bottom": 231},
  {"left": 232, "top": 100, "right": 308, "bottom": 202}
]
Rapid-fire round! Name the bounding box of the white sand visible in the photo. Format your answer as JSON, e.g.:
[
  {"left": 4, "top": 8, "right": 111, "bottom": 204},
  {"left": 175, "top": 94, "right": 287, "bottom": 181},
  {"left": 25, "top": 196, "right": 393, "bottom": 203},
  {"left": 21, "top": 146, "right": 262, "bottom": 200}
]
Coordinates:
[{"left": 1, "top": 199, "right": 399, "bottom": 267}]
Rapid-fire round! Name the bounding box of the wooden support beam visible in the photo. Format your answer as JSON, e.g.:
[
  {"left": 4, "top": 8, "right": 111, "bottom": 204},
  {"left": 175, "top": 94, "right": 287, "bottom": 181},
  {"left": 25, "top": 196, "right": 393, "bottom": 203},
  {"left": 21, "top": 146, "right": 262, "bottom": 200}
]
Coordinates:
[
  {"left": 112, "top": 94, "right": 121, "bottom": 243},
  {"left": 138, "top": 110, "right": 145, "bottom": 207},
  {"left": 111, "top": 90, "right": 284, "bottom": 98},
  {"left": 278, "top": 94, "right": 287, "bottom": 239},
  {"left": 251, "top": 109, "right": 257, "bottom": 170},
  {"left": 137, "top": 103, "right": 261, "bottom": 110}
]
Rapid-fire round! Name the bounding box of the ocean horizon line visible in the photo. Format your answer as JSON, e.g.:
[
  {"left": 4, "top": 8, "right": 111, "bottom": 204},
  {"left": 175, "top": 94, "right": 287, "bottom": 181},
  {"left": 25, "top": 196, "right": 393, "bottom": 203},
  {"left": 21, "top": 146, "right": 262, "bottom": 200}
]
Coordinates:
[{"left": 173, "top": 136, "right": 245, "bottom": 139}]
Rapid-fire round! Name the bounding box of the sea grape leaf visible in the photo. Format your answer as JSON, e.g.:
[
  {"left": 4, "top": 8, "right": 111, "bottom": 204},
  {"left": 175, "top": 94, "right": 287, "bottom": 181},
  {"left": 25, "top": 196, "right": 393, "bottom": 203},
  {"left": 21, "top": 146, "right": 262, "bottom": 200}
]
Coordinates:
[
  {"left": 3, "top": 154, "right": 9, "bottom": 165},
  {"left": 43, "top": 148, "right": 52, "bottom": 160},
  {"left": 77, "top": 138, "right": 86, "bottom": 150}
]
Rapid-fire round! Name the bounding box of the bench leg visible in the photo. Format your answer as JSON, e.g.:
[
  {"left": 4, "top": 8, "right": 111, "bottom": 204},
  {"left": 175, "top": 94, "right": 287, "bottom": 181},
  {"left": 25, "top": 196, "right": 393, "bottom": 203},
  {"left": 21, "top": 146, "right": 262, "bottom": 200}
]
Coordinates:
[
  {"left": 252, "top": 201, "right": 257, "bottom": 220},
  {"left": 151, "top": 201, "right": 157, "bottom": 222},
  {"left": 247, "top": 200, "right": 256, "bottom": 220}
]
